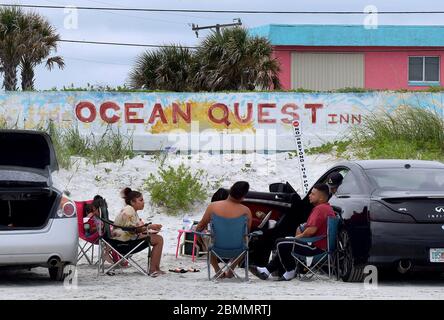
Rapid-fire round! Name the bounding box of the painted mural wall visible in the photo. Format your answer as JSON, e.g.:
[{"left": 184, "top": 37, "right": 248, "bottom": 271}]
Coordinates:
[{"left": 0, "top": 92, "right": 442, "bottom": 151}]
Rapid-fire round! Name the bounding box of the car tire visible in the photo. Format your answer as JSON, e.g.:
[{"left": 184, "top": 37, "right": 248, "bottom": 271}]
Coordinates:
[
  {"left": 48, "top": 264, "right": 66, "bottom": 281},
  {"left": 337, "top": 230, "right": 364, "bottom": 282}
]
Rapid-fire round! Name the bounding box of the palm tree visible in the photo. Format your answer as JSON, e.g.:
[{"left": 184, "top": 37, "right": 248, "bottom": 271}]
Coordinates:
[
  {"left": 128, "top": 50, "right": 162, "bottom": 89},
  {"left": 128, "top": 45, "right": 194, "bottom": 91},
  {"left": 243, "top": 36, "right": 281, "bottom": 90},
  {"left": 0, "top": 6, "right": 26, "bottom": 91},
  {"left": 20, "top": 12, "right": 64, "bottom": 91},
  {"left": 0, "top": 7, "right": 64, "bottom": 91},
  {"left": 193, "top": 27, "right": 281, "bottom": 91}
]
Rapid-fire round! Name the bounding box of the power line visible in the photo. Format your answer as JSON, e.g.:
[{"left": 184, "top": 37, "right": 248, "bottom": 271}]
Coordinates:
[
  {"left": 59, "top": 39, "right": 197, "bottom": 49},
  {"left": 60, "top": 38, "right": 444, "bottom": 52},
  {"left": 3, "top": 4, "right": 444, "bottom": 14},
  {"left": 84, "top": 0, "right": 224, "bottom": 21},
  {"left": 63, "top": 56, "right": 132, "bottom": 66}
]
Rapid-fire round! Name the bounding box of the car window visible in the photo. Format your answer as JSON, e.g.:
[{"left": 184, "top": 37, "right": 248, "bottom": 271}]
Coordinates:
[
  {"left": 338, "top": 169, "right": 349, "bottom": 178},
  {"left": 336, "top": 171, "right": 361, "bottom": 194},
  {"left": 365, "top": 168, "right": 444, "bottom": 192},
  {"left": 319, "top": 168, "right": 349, "bottom": 185}
]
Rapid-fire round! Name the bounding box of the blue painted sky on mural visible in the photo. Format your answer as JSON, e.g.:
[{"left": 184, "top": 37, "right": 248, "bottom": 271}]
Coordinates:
[{"left": 2, "top": 0, "right": 444, "bottom": 90}]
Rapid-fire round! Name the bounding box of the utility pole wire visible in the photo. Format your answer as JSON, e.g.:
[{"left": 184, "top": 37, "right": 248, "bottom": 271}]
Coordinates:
[
  {"left": 2, "top": 4, "right": 444, "bottom": 14},
  {"left": 59, "top": 39, "right": 197, "bottom": 49}
]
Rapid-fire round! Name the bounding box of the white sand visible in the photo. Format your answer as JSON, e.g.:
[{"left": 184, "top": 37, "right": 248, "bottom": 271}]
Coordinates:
[{"left": 1, "top": 152, "right": 444, "bottom": 299}]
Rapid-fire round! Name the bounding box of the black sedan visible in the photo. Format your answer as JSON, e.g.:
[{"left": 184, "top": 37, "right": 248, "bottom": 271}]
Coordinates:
[{"left": 242, "top": 159, "right": 444, "bottom": 282}]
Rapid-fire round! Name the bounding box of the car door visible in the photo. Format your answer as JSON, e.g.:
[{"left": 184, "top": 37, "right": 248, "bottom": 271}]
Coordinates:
[
  {"left": 243, "top": 183, "right": 302, "bottom": 232},
  {"left": 329, "top": 166, "right": 372, "bottom": 264}
]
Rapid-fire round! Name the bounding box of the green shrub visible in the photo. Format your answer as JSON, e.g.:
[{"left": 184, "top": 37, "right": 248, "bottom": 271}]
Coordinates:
[
  {"left": 0, "top": 118, "right": 9, "bottom": 129},
  {"left": 143, "top": 164, "right": 209, "bottom": 215},
  {"left": 63, "top": 126, "right": 90, "bottom": 157},
  {"left": 43, "top": 122, "right": 135, "bottom": 169},
  {"left": 351, "top": 106, "right": 444, "bottom": 161},
  {"left": 151, "top": 148, "right": 170, "bottom": 167},
  {"left": 46, "top": 121, "right": 73, "bottom": 169},
  {"left": 88, "top": 128, "right": 135, "bottom": 165},
  {"left": 334, "top": 87, "right": 369, "bottom": 93},
  {"left": 306, "top": 140, "right": 351, "bottom": 157}
]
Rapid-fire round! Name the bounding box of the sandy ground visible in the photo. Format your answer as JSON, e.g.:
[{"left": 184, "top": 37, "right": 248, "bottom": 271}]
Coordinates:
[
  {"left": 2, "top": 255, "right": 444, "bottom": 300},
  {"left": 1, "top": 152, "right": 444, "bottom": 299}
]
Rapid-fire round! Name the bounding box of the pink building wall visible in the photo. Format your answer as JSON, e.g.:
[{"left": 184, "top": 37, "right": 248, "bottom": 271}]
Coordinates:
[{"left": 273, "top": 46, "right": 444, "bottom": 90}]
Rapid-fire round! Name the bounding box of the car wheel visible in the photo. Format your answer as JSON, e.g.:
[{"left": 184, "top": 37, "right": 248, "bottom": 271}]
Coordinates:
[
  {"left": 337, "top": 230, "right": 364, "bottom": 282},
  {"left": 48, "top": 264, "right": 66, "bottom": 281}
]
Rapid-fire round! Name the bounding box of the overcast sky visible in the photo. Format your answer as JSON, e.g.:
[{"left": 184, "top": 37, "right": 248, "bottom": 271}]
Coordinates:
[{"left": 3, "top": 0, "right": 444, "bottom": 90}]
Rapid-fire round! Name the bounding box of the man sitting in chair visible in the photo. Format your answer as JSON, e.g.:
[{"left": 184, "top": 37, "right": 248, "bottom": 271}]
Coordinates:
[
  {"left": 196, "top": 181, "right": 252, "bottom": 279},
  {"left": 250, "top": 183, "right": 335, "bottom": 281}
]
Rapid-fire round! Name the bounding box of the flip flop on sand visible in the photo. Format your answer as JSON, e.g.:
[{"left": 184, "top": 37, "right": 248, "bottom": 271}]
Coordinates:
[
  {"left": 188, "top": 268, "right": 200, "bottom": 272},
  {"left": 169, "top": 268, "right": 188, "bottom": 273}
]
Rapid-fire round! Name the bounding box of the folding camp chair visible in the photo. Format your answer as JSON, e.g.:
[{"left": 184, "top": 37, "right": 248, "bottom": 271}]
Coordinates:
[
  {"left": 95, "top": 198, "right": 152, "bottom": 276},
  {"left": 196, "top": 214, "right": 261, "bottom": 281},
  {"left": 283, "top": 216, "right": 340, "bottom": 280},
  {"left": 76, "top": 200, "right": 98, "bottom": 265}
]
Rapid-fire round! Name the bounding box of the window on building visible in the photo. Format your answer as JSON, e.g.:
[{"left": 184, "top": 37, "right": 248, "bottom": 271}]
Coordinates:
[{"left": 408, "top": 56, "right": 440, "bottom": 83}]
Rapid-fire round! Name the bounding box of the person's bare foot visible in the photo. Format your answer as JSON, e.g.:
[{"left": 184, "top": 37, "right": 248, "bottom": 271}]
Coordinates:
[{"left": 149, "top": 269, "right": 166, "bottom": 277}]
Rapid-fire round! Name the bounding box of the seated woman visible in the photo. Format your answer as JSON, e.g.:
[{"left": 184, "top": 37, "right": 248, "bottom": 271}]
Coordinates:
[
  {"left": 196, "top": 181, "right": 252, "bottom": 279},
  {"left": 112, "top": 187, "right": 165, "bottom": 277},
  {"left": 194, "top": 188, "right": 230, "bottom": 253}
]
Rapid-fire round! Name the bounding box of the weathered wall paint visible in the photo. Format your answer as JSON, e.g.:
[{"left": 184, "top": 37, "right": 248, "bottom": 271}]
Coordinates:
[{"left": 0, "top": 92, "right": 442, "bottom": 151}]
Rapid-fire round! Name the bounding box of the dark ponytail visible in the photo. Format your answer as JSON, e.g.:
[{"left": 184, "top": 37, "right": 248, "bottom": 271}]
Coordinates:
[{"left": 121, "top": 187, "right": 142, "bottom": 205}]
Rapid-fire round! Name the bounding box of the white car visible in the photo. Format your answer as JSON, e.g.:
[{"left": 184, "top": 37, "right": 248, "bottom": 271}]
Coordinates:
[{"left": 0, "top": 130, "right": 78, "bottom": 280}]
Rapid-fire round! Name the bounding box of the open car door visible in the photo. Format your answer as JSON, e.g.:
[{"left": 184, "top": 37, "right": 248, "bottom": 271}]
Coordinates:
[{"left": 242, "top": 182, "right": 312, "bottom": 234}]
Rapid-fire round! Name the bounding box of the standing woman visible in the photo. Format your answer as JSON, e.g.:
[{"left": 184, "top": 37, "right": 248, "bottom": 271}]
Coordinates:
[{"left": 112, "top": 187, "right": 165, "bottom": 277}]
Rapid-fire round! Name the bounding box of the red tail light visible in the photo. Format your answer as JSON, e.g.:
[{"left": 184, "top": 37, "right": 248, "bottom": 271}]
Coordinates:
[{"left": 57, "top": 196, "right": 77, "bottom": 218}]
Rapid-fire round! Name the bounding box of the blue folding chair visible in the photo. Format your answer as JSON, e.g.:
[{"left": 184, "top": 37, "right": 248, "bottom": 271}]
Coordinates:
[
  {"left": 286, "top": 216, "right": 340, "bottom": 280},
  {"left": 197, "top": 214, "right": 261, "bottom": 281}
]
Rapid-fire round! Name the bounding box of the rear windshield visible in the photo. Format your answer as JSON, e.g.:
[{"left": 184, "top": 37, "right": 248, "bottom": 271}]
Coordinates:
[
  {"left": 365, "top": 168, "right": 444, "bottom": 192},
  {"left": 0, "top": 132, "right": 52, "bottom": 169}
]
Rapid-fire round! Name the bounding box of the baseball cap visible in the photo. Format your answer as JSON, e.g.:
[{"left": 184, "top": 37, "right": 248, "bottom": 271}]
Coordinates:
[{"left": 327, "top": 172, "right": 343, "bottom": 188}]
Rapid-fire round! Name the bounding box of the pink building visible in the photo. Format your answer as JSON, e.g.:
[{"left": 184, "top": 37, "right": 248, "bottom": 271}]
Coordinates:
[{"left": 249, "top": 25, "right": 444, "bottom": 91}]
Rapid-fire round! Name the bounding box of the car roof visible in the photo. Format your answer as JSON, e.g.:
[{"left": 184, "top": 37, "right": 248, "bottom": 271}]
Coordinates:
[{"left": 353, "top": 159, "right": 444, "bottom": 170}]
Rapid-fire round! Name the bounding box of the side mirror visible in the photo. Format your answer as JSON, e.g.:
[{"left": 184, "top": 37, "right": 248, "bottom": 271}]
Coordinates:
[
  {"left": 269, "top": 182, "right": 297, "bottom": 194},
  {"left": 269, "top": 183, "right": 286, "bottom": 193}
]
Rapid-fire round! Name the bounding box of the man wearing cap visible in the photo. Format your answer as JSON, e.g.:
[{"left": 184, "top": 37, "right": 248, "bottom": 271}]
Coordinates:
[{"left": 326, "top": 172, "right": 344, "bottom": 197}]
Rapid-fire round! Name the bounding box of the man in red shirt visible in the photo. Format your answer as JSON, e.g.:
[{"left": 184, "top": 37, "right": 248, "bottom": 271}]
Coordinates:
[{"left": 250, "top": 183, "right": 335, "bottom": 281}]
